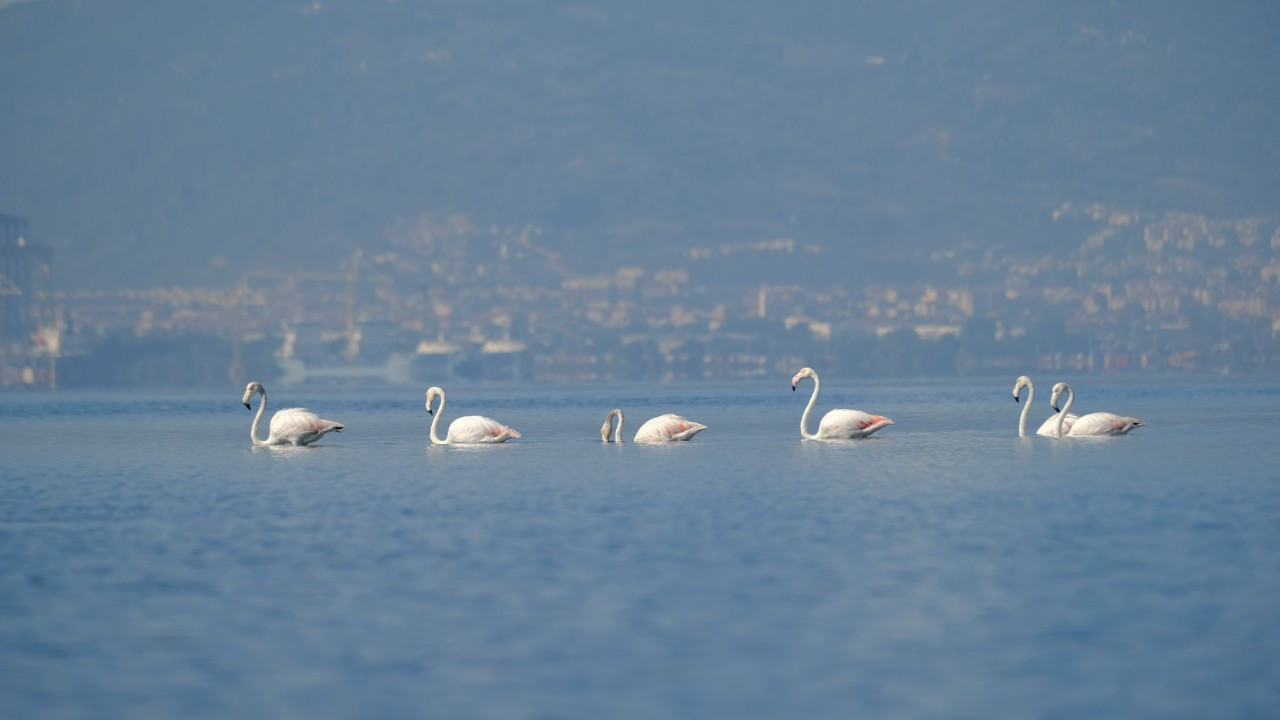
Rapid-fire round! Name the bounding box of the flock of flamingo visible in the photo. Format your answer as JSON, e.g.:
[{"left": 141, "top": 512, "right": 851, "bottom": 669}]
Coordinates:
[{"left": 240, "top": 369, "right": 1145, "bottom": 447}]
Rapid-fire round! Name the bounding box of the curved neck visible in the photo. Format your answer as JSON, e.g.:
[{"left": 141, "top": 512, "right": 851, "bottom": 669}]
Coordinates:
[
  {"left": 1056, "top": 387, "right": 1074, "bottom": 437},
  {"left": 249, "top": 388, "right": 268, "bottom": 446},
  {"left": 800, "top": 375, "right": 820, "bottom": 440},
  {"left": 1017, "top": 382, "right": 1033, "bottom": 437},
  {"left": 613, "top": 411, "right": 625, "bottom": 442},
  {"left": 603, "top": 410, "right": 625, "bottom": 442},
  {"left": 429, "top": 392, "right": 447, "bottom": 444}
]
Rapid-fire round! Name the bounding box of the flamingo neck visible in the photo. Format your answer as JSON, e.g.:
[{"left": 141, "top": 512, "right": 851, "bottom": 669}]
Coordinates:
[
  {"left": 250, "top": 389, "right": 269, "bottom": 446},
  {"left": 1018, "top": 382, "right": 1033, "bottom": 437},
  {"left": 614, "top": 411, "right": 624, "bottom": 442},
  {"left": 800, "top": 374, "right": 820, "bottom": 440},
  {"left": 1056, "top": 387, "right": 1074, "bottom": 437},
  {"left": 429, "top": 393, "right": 448, "bottom": 445}
]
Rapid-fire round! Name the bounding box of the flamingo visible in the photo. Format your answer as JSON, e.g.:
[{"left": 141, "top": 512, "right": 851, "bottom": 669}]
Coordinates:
[
  {"left": 1049, "top": 382, "right": 1144, "bottom": 437},
  {"left": 424, "top": 386, "right": 521, "bottom": 444},
  {"left": 601, "top": 408, "right": 707, "bottom": 443},
  {"left": 242, "top": 381, "right": 344, "bottom": 446},
  {"left": 600, "top": 409, "right": 624, "bottom": 442},
  {"left": 791, "top": 367, "right": 893, "bottom": 439},
  {"left": 1012, "top": 375, "right": 1078, "bottom": 437}
]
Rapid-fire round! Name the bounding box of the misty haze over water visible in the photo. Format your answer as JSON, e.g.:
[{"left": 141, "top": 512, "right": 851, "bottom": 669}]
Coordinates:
[
  {"left": 1, "top": 1, "right": 1278, "bottom": 386},
  {"left": 2, "top": 1, "right": 1277, "bottom": 289}
]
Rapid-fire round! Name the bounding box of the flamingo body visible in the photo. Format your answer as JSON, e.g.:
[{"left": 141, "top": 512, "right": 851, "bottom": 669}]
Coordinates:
[
  {"left": 1065, "top": 412, "right": 1144, "bottom": 437},
  {"left": 1035, "top": 413, "right": 1077, "bottom": 436},
  {"left": 816, "top": 409, "right": 895, "bottom": 439},
  {"left": 424, "top": 386, "right": 520, "bottom": 445},
  {"left": 792, "top": 367, "right": 892, "bottom": 439},
  {"left": 1049, "top": 382, "right": 1144, "bottom": 437},
  {"left": 267, "top": 407, "right": 346, "bottom": 445},
  {"left": 242, "top": 381, "right": 344, "bottom": 446},
  {"left": 633, "top": 413, "right": 707, "bottom": 443},
  {"left": 446, "top": 415, "right": 523, "bottom": 444}
]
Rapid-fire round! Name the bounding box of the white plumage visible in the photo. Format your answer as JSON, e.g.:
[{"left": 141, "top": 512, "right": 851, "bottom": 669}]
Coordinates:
[
  {"left": 242, "top": 381, "right": 344, "bottom": 446},
  {"left": 1049, "top": 382, "right": 1144, "bottom": 437},
  {"left": 424, "top": 386, "right": 521, "bottom": 444},
  {"left": 631, "top": 413, "right": 708, "bottom": 443},
  {"left": 791, "top": 367, "right": 893, "bottom": 439}
]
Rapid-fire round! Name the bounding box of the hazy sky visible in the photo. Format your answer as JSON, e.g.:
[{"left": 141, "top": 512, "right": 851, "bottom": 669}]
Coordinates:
[{"left": 1, "top": 1, "right": 1277, "bottom": 291}]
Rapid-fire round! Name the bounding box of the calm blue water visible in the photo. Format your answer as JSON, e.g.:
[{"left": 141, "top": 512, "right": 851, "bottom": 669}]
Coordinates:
[{"left": 2, "top": 377, "right": 1278, "bottom": 719}]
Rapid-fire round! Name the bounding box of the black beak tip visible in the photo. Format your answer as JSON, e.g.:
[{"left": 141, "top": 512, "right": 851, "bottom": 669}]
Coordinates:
[{"left": 243, "top": 402, "right": 250, "bottom": 409}]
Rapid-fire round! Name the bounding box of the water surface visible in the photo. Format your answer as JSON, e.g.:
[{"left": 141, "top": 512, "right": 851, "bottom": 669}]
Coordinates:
[{"left": 2, "top": 378, "right": 1277, "bottom": 718}]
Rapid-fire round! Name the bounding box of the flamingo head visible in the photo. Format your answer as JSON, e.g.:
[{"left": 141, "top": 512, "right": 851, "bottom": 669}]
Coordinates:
[
  {"left": 790, "top": 367, "right": 815, "bottom": 391},
  {"left": 424, "top": 386, "right": 444, "bottom": 415},
  {"left": 1049, "top": 382, "right": 1069, "bottom": 412},
  {"left": 242, "top": 381, "right": 264, "bottom": 409},
  {"left": 1013, "top": 375, "right": 1031, "bottom": 403}
]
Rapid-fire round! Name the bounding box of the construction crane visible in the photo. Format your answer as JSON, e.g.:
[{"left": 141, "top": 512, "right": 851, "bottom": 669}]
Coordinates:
[
  {"left": 230, "top": 250, "right": 390, "bottom": 382},
  {"left": 344, "top": 250, "right": 362, "bottom": 363}
]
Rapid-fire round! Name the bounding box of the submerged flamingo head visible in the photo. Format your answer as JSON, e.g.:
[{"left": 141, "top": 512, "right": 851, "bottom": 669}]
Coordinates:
[
  {"left": 242, "top": 381, "right": 264, "bottom": 408},
  {"left": 600, "top": 409, "right": 623, "bottom": 441},
  {"left": 791, "top": 367, "right": 816, "bottom": 390}
]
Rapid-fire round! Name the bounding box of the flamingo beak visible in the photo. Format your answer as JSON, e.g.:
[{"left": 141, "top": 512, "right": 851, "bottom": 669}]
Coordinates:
[
  {"left": 243, "top": 401, "right": 251, "bottom": 409},
  {"left": 791, "top": 383, "right": 796, "bottom": 391},
  {"left": 1051, "top": 402, "right": 1060, "bottom": 412},
  {"left": 1014, "top": 395, "right": 1020, "bottom": 403}
]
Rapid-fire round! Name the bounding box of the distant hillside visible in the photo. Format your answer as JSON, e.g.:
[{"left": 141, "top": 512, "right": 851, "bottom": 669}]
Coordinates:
[{"left": 1, "top": 0, "right": 1276, "bottom": 290}]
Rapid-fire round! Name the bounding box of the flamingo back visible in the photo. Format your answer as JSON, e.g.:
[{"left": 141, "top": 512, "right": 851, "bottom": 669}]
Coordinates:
[
  {"left": 633, "top": 414, "right": 707, "bottom": 443},
  {"left": 1067, "top": 412, "right": 1144, "bottom": 436},
  {"left": 817, "top": 409, "right": 893, "bottom": 439},
  {"left": 268, "top": 407, "right": 345, "bottom": 445},
  {"left": 1035, "top": 412, "right": 1078, "bottom": 436},
  {"left": 446, "top": 415, "right": 521, "bottom": 443}
]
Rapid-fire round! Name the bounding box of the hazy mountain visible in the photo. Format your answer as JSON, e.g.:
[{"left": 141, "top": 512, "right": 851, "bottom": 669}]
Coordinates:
[{"left": 1, "top": 0, "right": 1276, "bottom": 290}]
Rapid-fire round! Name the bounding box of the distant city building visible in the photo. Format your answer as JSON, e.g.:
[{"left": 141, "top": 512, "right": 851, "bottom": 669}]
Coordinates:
[{"left": 0, "top": 214, "right": 54, "bottom": 344}]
